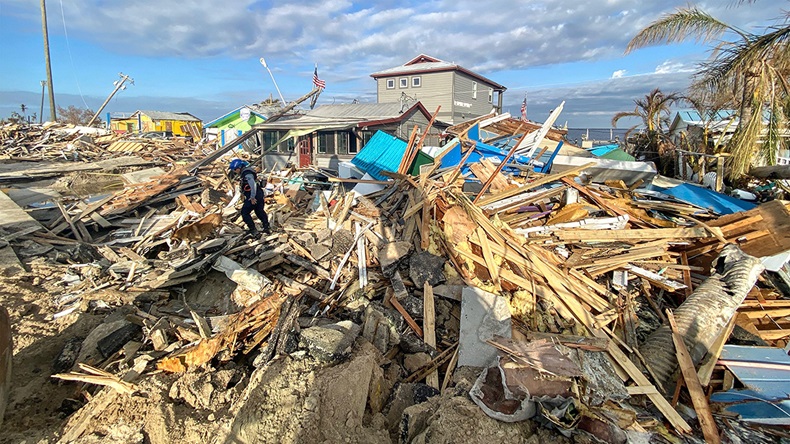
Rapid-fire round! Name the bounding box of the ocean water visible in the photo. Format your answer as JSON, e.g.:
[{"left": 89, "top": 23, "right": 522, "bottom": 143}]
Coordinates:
[{"left": 564, "top": 128, "right": 631, "bottom": 146}]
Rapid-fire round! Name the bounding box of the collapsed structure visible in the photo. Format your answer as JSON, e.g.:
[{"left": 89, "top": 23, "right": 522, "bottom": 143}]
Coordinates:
[{"left": 0, "top": 113, "right": 789, "bottom": 443}]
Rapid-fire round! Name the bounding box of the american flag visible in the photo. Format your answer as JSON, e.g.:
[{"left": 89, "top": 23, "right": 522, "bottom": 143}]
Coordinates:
[
  {"left": 313, "top": 65, "right": 326, "bottom": 89},
  {"left": 520, "top": 94, "right": 527, "bottom": 121}
]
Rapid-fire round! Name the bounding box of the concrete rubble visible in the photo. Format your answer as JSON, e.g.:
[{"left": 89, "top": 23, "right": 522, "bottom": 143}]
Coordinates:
[{"left": 0, "top": 117, "right": 789, "bottom": 443}]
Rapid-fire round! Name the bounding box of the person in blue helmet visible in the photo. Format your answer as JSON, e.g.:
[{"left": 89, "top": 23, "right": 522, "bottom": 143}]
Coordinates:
[{"left": 229, "top": 159, "right": 271, "bottom": 236}]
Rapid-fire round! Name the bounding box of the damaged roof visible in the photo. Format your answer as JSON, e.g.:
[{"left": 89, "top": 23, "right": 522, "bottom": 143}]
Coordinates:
[
  {"left": 132, "top": 110, "right": 202, "bottom": 122},
  {"left": 255, "top": 102, "right": 437, "bottom": 131},
  {"left": 371, "top": 54, "right": 507, "bottom": 91}
]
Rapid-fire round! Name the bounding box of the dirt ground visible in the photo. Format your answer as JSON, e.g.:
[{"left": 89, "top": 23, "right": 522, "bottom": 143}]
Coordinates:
[{"left": 0, "top": 260, "right": 104, "bottom": 443}]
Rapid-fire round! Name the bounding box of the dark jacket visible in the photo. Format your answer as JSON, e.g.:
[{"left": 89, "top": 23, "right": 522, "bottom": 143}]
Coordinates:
[{"left": 239, "top": 167, "right": 262, "bottom": 199}]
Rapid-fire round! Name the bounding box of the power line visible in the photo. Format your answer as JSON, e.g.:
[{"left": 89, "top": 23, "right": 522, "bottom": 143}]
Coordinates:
[{"left": 59, "top": 0, "right": 89, "bottom": 109}]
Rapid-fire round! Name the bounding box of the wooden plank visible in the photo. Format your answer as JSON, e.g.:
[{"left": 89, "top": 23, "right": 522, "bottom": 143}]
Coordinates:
[
  {"left": 389, "top": 295, "right": 423, "bottom": 339},
  {"left": 698, "top": 316, "right": 737, "bottom": 387},
  {"left": 605, "top": 342, "right": 692, "bottom": 434},
  {"left": 423, "top": 283, "right": 439, "bottom": 388},
  {"left": 56, "top": 200, "right": 83, "bottom": 242},
  {"left": 475, "top": 228, "right": 500, "bottom": 290},
  {"left": 667, "top": 311, "right": 720, "bottom": 444},
  {"left": 739, "top": 307, "right": 790, "bottom": 319},
  {"left": 554, "top": 227, "right": 712, "bottom": 242}
]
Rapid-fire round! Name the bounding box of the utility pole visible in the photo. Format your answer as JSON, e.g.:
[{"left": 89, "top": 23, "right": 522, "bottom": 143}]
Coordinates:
[
  {"left": 39, "top": 81, "right": 46, "bottom": 124},
  {"left": 86, "top": 73, "right": 134, "bottom": 127},
  {"left": 40, "top": 0, "right": 56, "bottom": 121}
]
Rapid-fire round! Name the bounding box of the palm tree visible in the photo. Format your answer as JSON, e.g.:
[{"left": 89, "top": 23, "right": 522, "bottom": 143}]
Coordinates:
[
  {"left": 612, "top": 88, "right": 685, "bottom": 173},
  {"left": 625, "top": 6, "right": 790, "bottom": 178}
]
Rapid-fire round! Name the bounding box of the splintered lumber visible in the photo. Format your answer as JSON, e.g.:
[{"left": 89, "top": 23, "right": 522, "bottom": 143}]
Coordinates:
[
  {"left": 476, "top": 162, "right": 597, "bottom": 208},
  {"left": 697, "top": 316, "right": 737, "bottom": 387},
  {"left": 285, "top": 254, "right": 331, "bottom": 279},
  {"left": 667, "top": 311, "right": 720, "bottom": 444},
  {"left": 473, "top": 124, "right": 527, "bottom": 203},
  {"left": 423, "top": 283, "right": 439, "bottom": 388},
  {"left": 605, "top": 342, "right": 692, "bottom": 434},
  {"left": 52, "top": 363, "right": 137, "bottom": 395}
]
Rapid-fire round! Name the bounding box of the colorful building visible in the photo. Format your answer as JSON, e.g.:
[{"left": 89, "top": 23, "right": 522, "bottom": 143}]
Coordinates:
[
  {"left": 110, "top": 110, "right": 203, "bottom": 139},
  {"left": 204, "top": 105, "right": 270, "bottom": 147}
]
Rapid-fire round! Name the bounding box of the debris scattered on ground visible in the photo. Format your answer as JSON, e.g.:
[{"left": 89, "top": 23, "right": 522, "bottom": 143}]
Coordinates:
[{"left": 1, "top": 117, "right": 789, "bottom": 443}]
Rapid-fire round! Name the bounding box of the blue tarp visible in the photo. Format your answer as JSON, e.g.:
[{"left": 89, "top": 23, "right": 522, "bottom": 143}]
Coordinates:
[{"left": 660, "top": 183, "right": 756, "bottom": 215}]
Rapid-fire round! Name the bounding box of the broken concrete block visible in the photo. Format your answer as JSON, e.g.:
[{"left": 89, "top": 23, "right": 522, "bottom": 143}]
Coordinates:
[
  {"left": 310, "top": 243, "right": 330, "bottom": 261},
  {"left": 299, "top": 320, "right": 361, "bottom": 363},
  {"left": 403, "top": 352, "right": 431, "bottom": 374},
  {"left": 378, "top": 241, "right": 411, "bottom": 277},
  {"left": 409, "top": 251, "right": 446, "bottom": 288},
  {"left": 458, "top": 287, "right": 511, "bottom": 368},
  {"left": 363, "top": 304, "right": 401, "bottom": 353},
  {"left": 384, "top": 383, "right": 440, "bottom": 432}
]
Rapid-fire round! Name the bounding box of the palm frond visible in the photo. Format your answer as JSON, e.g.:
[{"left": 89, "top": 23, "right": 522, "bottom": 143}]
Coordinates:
[{"left": 626, "top": 8, "right": 744, "bottom": 54}]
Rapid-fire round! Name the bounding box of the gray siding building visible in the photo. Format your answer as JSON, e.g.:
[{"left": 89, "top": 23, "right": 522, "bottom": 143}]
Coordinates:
[{"left": 371, "top": 54, "right": 506, "bottom": 124}]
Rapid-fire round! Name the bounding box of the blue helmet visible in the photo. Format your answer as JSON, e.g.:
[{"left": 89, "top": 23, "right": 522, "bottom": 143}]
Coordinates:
[{"left": 229, "top": 159, "right": 249, "bottom": 172}]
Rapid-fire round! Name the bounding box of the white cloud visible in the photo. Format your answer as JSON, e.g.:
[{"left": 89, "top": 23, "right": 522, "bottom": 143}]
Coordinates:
[{"left": 611, "top": 70, "right": 627, "bottom": 79}]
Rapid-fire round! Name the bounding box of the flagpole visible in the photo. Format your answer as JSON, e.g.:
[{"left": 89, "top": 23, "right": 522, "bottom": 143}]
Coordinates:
[{"left": 260, "top": 57, "right": 286, "bottom": 105}]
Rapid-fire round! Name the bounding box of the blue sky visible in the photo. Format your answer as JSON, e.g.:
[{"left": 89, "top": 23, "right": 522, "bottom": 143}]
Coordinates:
[{"left": 0, "top": 0, "right": 785, "bottom": 128}]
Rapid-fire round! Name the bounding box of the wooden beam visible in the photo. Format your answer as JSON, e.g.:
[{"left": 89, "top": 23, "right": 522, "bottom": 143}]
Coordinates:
[
  {"left": 667, "top": 310, "right": 720, "bottom": 444},
  {"left": 423, "top": 283, "right": 439, "bottom": 388}
]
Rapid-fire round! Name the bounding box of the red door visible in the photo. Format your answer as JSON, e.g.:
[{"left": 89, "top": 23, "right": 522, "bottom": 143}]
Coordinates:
[{"left": 298, "top": 139, "right": 312, "bottom": 168}]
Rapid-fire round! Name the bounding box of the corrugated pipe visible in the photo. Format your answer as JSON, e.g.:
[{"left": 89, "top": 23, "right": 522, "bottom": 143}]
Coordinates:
[{"left": 639, "top": 244, "right": 764, "bottom": 392}]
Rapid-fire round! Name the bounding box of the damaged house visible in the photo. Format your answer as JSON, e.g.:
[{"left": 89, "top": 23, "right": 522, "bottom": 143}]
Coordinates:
[{"left": 254, "top": 101, "right": 448, "bottom": 171}]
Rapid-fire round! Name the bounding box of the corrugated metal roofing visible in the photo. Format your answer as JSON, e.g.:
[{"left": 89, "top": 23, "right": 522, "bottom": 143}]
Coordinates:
[
  {"left": 136, "top": 110, "right": 201, "bottom": 122},
  {"left": 350, "top": 131, "right": 408, "bottom": 181},
  {"left": 257, "top": 103, "right": 406, "bottom": 130}
]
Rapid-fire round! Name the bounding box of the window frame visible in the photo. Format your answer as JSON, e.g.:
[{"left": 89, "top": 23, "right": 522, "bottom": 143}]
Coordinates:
[
  {"left": 386, "top": 79, "right": 395, "bottom": 89},
  {"left": 399, "top": 77, "right": 408, "bottom": 88},
  {"left": 472, "top": 82, "right": 478, "bottom": 99},
  {"left": 488, "top": 88, "right": 493, "bottom": 103},
  {"left": 411, "top": 76, "right": 421, "bottom": 88}
]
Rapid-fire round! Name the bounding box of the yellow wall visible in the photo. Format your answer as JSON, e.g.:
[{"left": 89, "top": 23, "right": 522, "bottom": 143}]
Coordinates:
[{"left": 110, "top": 115, "right": 203, "bottom": 138}]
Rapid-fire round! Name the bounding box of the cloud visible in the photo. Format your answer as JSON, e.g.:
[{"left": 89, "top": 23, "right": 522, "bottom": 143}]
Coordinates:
[{"left": 611, "top": 69, "right": 627, "bottom": 79}]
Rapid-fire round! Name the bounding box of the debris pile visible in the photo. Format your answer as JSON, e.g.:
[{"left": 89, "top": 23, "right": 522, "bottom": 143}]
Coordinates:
[{"left": 1, "top": 118, "right": 789, "bottom": 443}]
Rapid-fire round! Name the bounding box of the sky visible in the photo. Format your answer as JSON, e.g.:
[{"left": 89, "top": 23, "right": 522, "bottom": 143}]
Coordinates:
[{"left": 0, "top": 0, "right": 786, "bottom": 128}]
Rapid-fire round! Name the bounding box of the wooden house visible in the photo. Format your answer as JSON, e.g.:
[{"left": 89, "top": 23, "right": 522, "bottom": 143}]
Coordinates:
[
  {"left": 253, "top": 101, "right": 447, "bottom": 171},
  {"left": 110, "top": 110, "right": 202, "bottom": 139},
  {"left": 371, "top": 54, "right": 507, "bottom": 124}
]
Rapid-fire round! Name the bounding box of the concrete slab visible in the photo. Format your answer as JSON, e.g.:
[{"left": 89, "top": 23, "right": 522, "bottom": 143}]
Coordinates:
[
  {"left": 458, "top": 287, "right": 511, "bottom": 368},
  {"left": 121, "top": 167, "right": 167, "bottom": 185}
]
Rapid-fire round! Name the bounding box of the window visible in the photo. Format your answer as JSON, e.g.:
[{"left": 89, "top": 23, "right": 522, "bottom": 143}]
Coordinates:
[
  {"left": 263, "top": 131, "right": 279, "bottom": 152},
  {"left": 386, "top": 79, "right": 395, "bottom": 89},
  {"left": 400, "top": 78, "right": 408, "bottom": 88},
  {"left": 412, "top": 76, "right": 421, "bottom": 88},
  {"left": 358, "top": 130, "right": 374, "bottom": 151},
  {"left": 488, "top": 88, "right": 493, "bottom": 103},
  {"left": 337, "top": 132, "right": 350, "bottom": 155},
  {"left": 472, "top": 82, "right": 477, "bottom": 99},
  {"left": 317, "top": 132, "right": 335, "bottom": 154}
]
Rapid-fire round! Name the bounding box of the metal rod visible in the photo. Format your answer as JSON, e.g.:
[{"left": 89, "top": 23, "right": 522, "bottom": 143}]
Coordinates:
[{"left": 260, "top": 57, "right": 286, "bottom": 106}]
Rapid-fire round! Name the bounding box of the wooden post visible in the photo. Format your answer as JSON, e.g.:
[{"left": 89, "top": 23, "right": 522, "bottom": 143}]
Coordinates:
[{"left": 667, "top": 310, "right": 721, "bottom": 444}]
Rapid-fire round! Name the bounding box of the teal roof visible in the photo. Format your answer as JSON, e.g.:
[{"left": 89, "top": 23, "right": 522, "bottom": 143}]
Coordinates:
[{"left": 351, "top": 131, "right": 408, "bottom": 181}]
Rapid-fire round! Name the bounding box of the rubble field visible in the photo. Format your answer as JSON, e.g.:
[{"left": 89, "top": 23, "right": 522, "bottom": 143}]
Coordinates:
[{"left": 1, "top": 118, "right": 789, "bottom": 444}]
